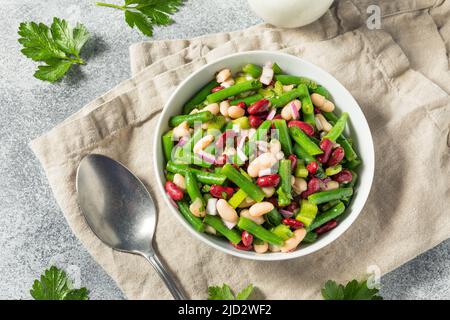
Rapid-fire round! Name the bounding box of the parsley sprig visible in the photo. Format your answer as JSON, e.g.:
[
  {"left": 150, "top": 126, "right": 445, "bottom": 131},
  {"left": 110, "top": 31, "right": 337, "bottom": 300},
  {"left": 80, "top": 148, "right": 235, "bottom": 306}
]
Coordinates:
[
  {"left": 96, "top": 0, "right": 185, "bottom": 36},
  {"left": 321, "top": 279, "right": 382, "bottom": 300},
  {"left": 18, "top": 18, "right": 90, "bottom": 82},
  {"left": 30, "top": 266, "right": 89, "bottom": 300},
  {"left": 208, "top": 284, "right": 254, "bottom": 300}
]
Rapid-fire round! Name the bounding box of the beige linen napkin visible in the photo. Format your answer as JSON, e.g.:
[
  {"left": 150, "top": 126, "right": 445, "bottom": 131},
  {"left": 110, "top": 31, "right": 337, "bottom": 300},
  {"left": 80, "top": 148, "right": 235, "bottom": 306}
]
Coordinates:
[{"left": 31, "top": 3, "right": 450, "bottom": 299}]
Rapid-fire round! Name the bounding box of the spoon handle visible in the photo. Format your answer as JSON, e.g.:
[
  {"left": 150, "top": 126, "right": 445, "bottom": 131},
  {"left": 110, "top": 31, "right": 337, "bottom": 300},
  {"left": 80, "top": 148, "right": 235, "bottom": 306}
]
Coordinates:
[{"left": 144, "top": 253, "right": 187, "bottom": 300}]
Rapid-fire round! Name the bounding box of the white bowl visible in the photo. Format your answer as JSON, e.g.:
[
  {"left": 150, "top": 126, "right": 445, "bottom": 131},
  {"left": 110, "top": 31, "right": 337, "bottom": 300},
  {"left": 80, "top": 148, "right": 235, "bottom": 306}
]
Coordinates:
[{"left": 154, "top": 51, "right": 374, "bottom": 261}]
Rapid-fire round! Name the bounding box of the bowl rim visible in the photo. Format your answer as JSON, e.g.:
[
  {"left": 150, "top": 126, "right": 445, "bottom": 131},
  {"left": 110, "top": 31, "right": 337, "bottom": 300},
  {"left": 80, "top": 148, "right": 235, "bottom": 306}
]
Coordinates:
[{"left": 153, "top": 50, "right": 375, "bottom": 261}]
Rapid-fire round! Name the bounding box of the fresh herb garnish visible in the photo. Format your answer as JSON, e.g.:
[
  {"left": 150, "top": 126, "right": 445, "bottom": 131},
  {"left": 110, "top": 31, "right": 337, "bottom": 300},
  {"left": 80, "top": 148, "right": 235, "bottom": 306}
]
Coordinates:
[
  {"left": 321, "top": 279, "right": 382, "bottom": 300},
  {"left": 18, "top": 18, "right": 89, "bottom": 82},
  {"left": 96, "top": 0, "right": 184, "bottom": 36},
  {"left": 30, "top": 266, "right": 89, "bottom": 300},
  {"left": 208, "top": 283, "right": 254, "bottom": 300}
]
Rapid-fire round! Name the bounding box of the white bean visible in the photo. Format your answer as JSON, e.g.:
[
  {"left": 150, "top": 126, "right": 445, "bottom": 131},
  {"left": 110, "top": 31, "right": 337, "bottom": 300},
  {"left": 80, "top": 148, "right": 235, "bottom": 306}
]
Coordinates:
[
  {"left": 219, "top": 100, "right": 230, "bottom": 117},
  {"left": 292, "top": 177, "right": 307, "bottom": 194},
  {"left": 173, "top": 173, "right": 186, "bottom": 190},
  {"left": 254, "top": 241, "right": 269, "bottom": 254},
  {"left": 216, "top": 68, "right": 232, "bottom": 83},
  {"left": 269, "top": 139, "right": 281, "bottom": 154},
  {"left": 190, "top": 198, "right": 205, "bottom": 217},
  {"left": 262, "top": 187, "right": 276, "bottom": 198},
  {"left": 325, "top": 181, "right": 339, "bottom": 190},
  {"left": 221, "top": 78, "right": 235, "bottom": 88},
  {"left": 269, "top": 244, "right": 281, "bottom": 252},
  {"left": 204, "top": 103, "right": 219, "bottom": 115},
  {"left": 238, "top": 197, "right": 256, "bottom": 208},
  {"left": 281, "top": 99, "right": 301, "bottom": 120},
  {"left": 311, "top": 93, "right": 335, "bottom": 112},
  {"left": 205, "top": 225, "right": 217, "bottom": 235},
  {"left": 315, "top": 114, "right": 333, "bottom": 132},
  {"left": 227, "top": 105, "right": 245, "bottom": 119},
  {"left": 193, "top": 134, "right": 215, "bottom": 153},
  {"left": 275, "top": 151, "right": 285, "bottom": 161},
  {"left": 249, "top": 202, "right": 274, "bottom": 217},
  {"left": 216, "top": 199, "right": 238, "bottom": 223},
  {"left": 247, "top": 152, "right": 278, "bottom": 178},
  {"left": 173, "top": 121, "right": 190, "bottom": 139},
  {"left": 280, "top": 228, "right": 307, "bottom": 252},
  {"left": 240, "top": 209, "right": 264, "bottom": 224}
]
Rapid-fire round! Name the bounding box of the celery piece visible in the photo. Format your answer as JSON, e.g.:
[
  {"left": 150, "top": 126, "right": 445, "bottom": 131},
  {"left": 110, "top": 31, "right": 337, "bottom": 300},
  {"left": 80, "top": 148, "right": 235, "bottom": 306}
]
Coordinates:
[
  {"left": 296, "top": 200, "right": 318, "bottom": 227},
  {"left": 325, "top": 165, "right": 342, "bottom": 176},
  {"left": 228, "top": 189, "right": 248, "bottom": 209},
  {"left": 232, "top": 116, "right": 251, "bottom": 129},
  {"left": 271, "top": 224, "right": 294, "bottom": 240}
]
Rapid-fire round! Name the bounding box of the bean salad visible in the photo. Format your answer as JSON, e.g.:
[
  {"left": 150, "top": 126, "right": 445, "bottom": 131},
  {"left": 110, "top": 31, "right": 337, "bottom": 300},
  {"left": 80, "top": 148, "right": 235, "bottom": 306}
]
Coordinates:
[{"left": 162, "top": 62, "right": 360, "bottom": 253}]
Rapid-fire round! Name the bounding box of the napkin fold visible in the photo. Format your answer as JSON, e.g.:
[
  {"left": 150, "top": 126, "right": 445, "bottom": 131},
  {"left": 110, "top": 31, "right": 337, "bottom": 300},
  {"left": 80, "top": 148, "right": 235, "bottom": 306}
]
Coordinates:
[{"left": 31, "top": 0, "right": 450, "bottom": 299}]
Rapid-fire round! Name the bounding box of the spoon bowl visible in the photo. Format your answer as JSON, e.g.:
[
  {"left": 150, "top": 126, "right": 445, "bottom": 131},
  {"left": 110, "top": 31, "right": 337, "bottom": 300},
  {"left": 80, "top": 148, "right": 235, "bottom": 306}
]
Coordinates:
[{"left": 76, "top": 154, "right": 186, "bottom": 300}]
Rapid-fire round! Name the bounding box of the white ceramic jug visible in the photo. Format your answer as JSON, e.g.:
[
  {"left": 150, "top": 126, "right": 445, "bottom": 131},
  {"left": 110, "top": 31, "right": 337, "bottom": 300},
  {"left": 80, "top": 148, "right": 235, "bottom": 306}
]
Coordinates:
[{"left": 247, "top": 0, "right": 334, "bottom": 28}]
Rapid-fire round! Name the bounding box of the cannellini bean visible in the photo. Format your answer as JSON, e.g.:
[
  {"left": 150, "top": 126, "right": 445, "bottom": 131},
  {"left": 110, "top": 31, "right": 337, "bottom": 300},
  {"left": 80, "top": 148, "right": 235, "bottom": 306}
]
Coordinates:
[
  {"left": 228, "top": 105, "right": 245, "bottom": 119},
  {"left": 190, "top": 198, "right": 206, "bottom": 217},
  {"left": 221, "top": 78, "right": 235, "bottom": 88},
  {"left": 205, "top": 225, "right": 217, "bottom": 235},
  {"left": 269, "top": 244, "right": 281, "bottom": 252},
  {"left": 281, "top": 99, "right": 301, "bottom": 120},
  {"left": 193, "top": 134, "right": 215, "bottom": 153},
  {"left": 173, "top": 173, "right": 186, "bottom": 190},
  {"left": 283, "top": 85, "right": 294, "bottom": 92},
  {"left": 254, "top": 241, "right": 269, "bottom": 254},
  {"left": 220, "top": 100, "right": 230, "bottom": 117},
  {"left": 269, "top": 139, "right": 281, "bottom": 154},
  {"left": 325, "top": 181, "right": 339, "bottom": 190},
  {"left": 280, "top": 228, "right": 307, "bottom": 252},
  {"left": 216, "top": 199, "right": 238, "bottom": 223},
  {"left": 315, "top": 114, "right": 333, "bottom": 132},
  {"left": 262, "top": 187, "right": 276, "bottom": 198},
  {"left": 275, "top": 151, "right": 285, "bottom": 161},
  {"left": 247, "top": 152, "right": 278, "bottom": 178},
  {"left": 240, "top": 209, "right": 265, "bottom": 224},
  {"left": 204, "top": 103, "right": 219, "bottom": 115},
  {"left": 238, "top": 197, "right": 256, "bottom": 208},
  {"left": 311, "top": 93, "right": 335, "bottom": 112},
  {"left": 292, "top": 177, "right": 307, "bottom": 194},
  {"left": 173, "top": 121, "right": 190, "bottom": 139},
  {"left": 249, "top": 202, "right": 275, "bottom": 217},
  {"left": 216, "top": 68, "right": 232, "bottom": 83}
]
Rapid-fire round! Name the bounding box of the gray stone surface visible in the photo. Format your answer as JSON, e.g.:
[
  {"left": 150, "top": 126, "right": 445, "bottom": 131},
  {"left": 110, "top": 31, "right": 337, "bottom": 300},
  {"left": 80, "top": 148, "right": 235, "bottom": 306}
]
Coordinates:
[{"left": 0, "top": 0, "right": 448, "bottom": 300}]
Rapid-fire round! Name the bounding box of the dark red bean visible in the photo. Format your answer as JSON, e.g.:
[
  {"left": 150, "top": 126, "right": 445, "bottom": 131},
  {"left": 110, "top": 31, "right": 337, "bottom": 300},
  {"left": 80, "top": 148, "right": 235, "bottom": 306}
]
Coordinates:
[
  {"left": 288, "top": 120, "right": 314, "bottom": 136},
  {"left": 267, "top": 197, "right": 279, "bottom": 208},
  {"left": 210, "top": 185, "right": 234, "bottom": 199},
  {"left": 317, "top": 138, "right": 333, "bottom": 164},
  {"left": 247, "top": 99, "right": 270, "bottom": 115},
  {"left": 314, "top": 107, "right": 321, "bottom": 114},
  {"left": 282, "top": 218, "right": 304, "bottom": 229},
  {"left": 241, "top": 231, "right": 253, "bottom": 247},
  {"left": 236, "top": 101, "right": 246, "bottom": 109},
  {"left": 327, "top": 147, "right": 345, "bottom": 167},
  {"left": 273, "top": 114, "right": 282, "bottom": 120},
  {"left": 332, "top": 169, "right": 353, "bottom": 183},
  {"left": 301, "top": 177, "right": 321, "bottom": 199},
  {"left": 211, "top": 85, "right": 224, "bottom": 93},
  {"left": 215, "top": 154, "right": 228, "bottom": 166},
  {"left": 288, "top": 154, "right": 297, "bottom": 171},
  {"left": 306, "top": 161, "right": 319, "bottom": 174},
  {"left": 249, "top": 115, "right": 264, "bottom": 128},
  {"left": 165, "top": 181, "right": 184, "bottom": 201},
  {"left": 285, "top": 201, "right": 299, "bottom": 213},
  {"left": 314, "top": 220, "right": 338, "bottom": 235},
  {"left": 256, "top": 174, "right": 280, "bottom": 187},
  {"left": 232, "top": 242, "right": 253, "bottom": 251}
]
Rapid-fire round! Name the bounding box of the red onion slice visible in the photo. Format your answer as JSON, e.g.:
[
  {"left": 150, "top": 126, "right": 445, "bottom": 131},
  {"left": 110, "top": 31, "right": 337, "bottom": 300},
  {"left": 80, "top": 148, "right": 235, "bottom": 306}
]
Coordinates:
[
  {"left": 279, "top": 209, "right": 294, "bottom": 218},
  {"left": 206, "top": 198, "right": 218, "bottom": 215},
  {"left": 260, "top": 66, "right": 274, "bottom": 85},
  {"left": 175, "top": 136, "right": 188, "bottom": 147},
  {"left": 291, "top": 101, "right": 300, "bottom": 120},
  {"left": 196, "top": 151, "right": 216, "bottom": 164},
  {"left": 167, "top": 194, "right": 179, "bottom": 209},
  {"left": 266, "top": 108, "right": 276, "bottom": 120},
  {"left": 223, "top": 220, "right": 237, "bottom": 229}
]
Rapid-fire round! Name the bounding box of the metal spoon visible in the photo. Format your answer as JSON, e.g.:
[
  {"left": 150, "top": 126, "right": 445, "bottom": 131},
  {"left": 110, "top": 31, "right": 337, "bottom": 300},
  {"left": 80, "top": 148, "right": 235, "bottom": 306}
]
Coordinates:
[{"left": 76, "top": 154, "right": 186, "bottom": 300}]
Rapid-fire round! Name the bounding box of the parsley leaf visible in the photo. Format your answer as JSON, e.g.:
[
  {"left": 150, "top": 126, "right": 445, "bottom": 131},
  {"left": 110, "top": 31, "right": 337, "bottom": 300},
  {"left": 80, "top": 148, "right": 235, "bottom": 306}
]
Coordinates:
[
  {"left": 96, "top": 0, "right": 185, "bottom": 36},
  {"left": 321, "top": 279, "right": 382, "bottom": 300},
  {"left": 18, "top": 18, "right": 89, "bottom": 82},
  {"left": 208, "top": 283, "right": 254, "bottom": 300},
  {"left": 30, "top": 266, "right": 89, "bottom": 300}
]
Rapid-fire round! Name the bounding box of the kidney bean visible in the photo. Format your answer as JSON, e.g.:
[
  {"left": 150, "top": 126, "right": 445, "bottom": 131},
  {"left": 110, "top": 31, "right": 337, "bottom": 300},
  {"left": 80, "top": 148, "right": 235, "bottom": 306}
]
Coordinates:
[
  {"left": 314, "top": 220, "right": 338, "bottom": 235},
  {"left": 317, "top": 138, "right": 333, "bottom": 164},
  {"left": 314, "top": 107, "right": 321, "bottom": 114},
  {"left": 282, "top": 218, "right": 304, "bottom": 229},
  {"left": 301, "top": 177, "right": 321, "bottom": 199},
  {"left": 216, "top": 130, "right": 236, "bottom": 149},
  {"left": 273, "top": 114, "right": 282, "bottom": 120},
  {"left": 241, "top": 231, "right": 253, "bottom": 247},
  {"left": 267, "top": 197, "right": 279, "bottom": 208},
  {"left": 210, "top": 185, "right": 235, "bottom": 199},
  {"left": 211, "top": 85, "right": 224, "bottom": 93},
  {"left": 288, "top": 120, "right": 315, "bottom": 136},
  {"left": 247, "top": 99, "right": 270, "bottom": 115},
  {"left": 306, "top": 161, "right": 319, "bottom": 174},
  {"left": 165, "top": 181, "right": 184, "bottom": 201},
  {"left": 215, "top": 154, "right": 228, "bottom": 166},
  {"left": 332, "top": 169, "right": 353, "bottom": 184},
  {"left": 256, "top": 174, "right": 280, "bottom": 187},
  {"left": 285, "top": 201, "right": 299, "bottom": 213},
  {"left": 232, "top": 242, "right": 253, "bottom": 251},
  {"left": 236, "top": 101, "right": 246, "bottom": 109},
  {"left": 327, "top": 147, "right": 345, "bottom": 167},
  {"left": 288, "top": 154, "right": 297, "bottom": 171},
  {"left": 249, "top": 115, "right": 264, "bottom": 128}
]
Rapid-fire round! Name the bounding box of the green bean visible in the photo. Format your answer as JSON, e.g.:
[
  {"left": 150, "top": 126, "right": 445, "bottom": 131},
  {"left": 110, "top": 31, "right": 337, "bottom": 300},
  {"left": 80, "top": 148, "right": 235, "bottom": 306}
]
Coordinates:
[
  {"left": 337, "top": 135, "right": 358, "bottom": 161},
  {"left": 310, "top": 85, "right": 331, "bottom": 100},
  {"left": 269, "top": 88, "right": 302, "bottom": 108},
  {"left": 293, "top": 143, "right": 316, "bottom": 163},
  {"left": 308, "top": 188, "right": 353, "bottom": 205},
  {"left": 325, "top": 165, "right": 342, "bottom": 176},
  {"left": 346, "top": 170, "right": 358, "bottom": 188},
  {"left": 185, "top": 171, "right": 205, "bottom": 207},
  {"left": 297, "top": 84, "right": 315, "bottom": 126},
  {"left": 172, "top": 148, "right": 213, "bottom": 168},
  {"left": 272, "top": 63, "right": 282, "bottom": 74},
  {"left": 177, "top": 201, "right": 205, "bottom": 232},
  {"left": 166, "top": 172, "right": 174, "bottom": 181},
  {"left": 258, "top": 88, "right": 275, "bottom": 99},
  {"left": 166, "top": 161, "right": 226, "bottom": 185},
  {"left": 323, "top": 112, "right": 349, "bottom": 142},
  {"left": 238, "top": 217, "right": 284, "bottom": 246},
  {"left": 274, "top": 75, "right": 318, "bottom": 90},
  {"left": 183, "top": 80, "right": 220, "bottom": 114},
  {"left": 169, "top": 111, "right": 213, "bottom": 127},
  {"left": 308, "top": 202, "right": 345, "bottom": 231},
  {"left": 320, "top": 199, "right": 341, "bottom": 212},
  {"left": 274, "top": 81, "right": 284, "bottom": 96},
  {"left": 322, "top": 111, "right": 339, "bottom": 123},
  {"left": 294, "top": 160, "right": 309, "bottom": 178},
  {"left": 302, "top": 231, "right": 318, "bottom": 243},
  {"left": 243, "top": 63, "right": 262, "bottom": 78},
  {"left": 289, "top": 126, "right": 323, "bottom": 155},
  {"left": 273, "top": 119, "right": 293, "bottom": 155},
  {"left": 204, "top": 215, "right": 241, "bottom": 244},
  {"left": 346, "top": 158, "right": 361, "bottom": 170},
  {"left": 221, "top": 164, "right": 265, "bottom": 202},
  {"left": 277, "top": 159, "right": 292, "bottom": 207},
  {"left": 206, "top": 80, "right": 262, "bottom": 103},
  {"left": 162, "top": 131, "right": 174, "bottom": 161},
  {"left": 265, "top": 208, "right": 282, "bottom": 227},
  {"left": 230, "top": 94, "right": 263, "bottom": 106}
]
